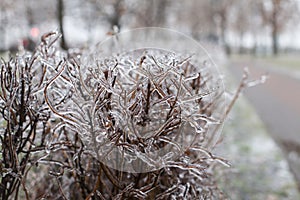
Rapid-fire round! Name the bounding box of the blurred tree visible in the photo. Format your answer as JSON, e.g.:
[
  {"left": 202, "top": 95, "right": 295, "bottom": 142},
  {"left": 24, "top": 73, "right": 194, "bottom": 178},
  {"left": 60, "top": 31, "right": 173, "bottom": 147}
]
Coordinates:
[
  {"left": 25, "top": 0, "right": 34, "bottom": 27},
  {"left": 259, "top": 0, "right": 299, "bottom": 55},
  {"left": 212, "top": 0, "right": 234, "bottom": 55},
  {"left": 0, "top": 2, "right": 8, "bottom": 51},
  {"left": 0, "top": 0, "right": 24, "bottom": 51},
  {"left": 230, "top": 0, "right": 250, "bottom": 54},
  {"left": 248, "top": 0, "right": 265, "bottom": 55},
  {"left": 85, "top": 0, "right": 169, "bottom": 31},
  {"left": 107, "top": 0, "right": 124, "bottom": 30},
  {"left": 86, "top": 0, "right": 125, "bottom": 31},
  {"left": 179, "top": 0, "right": 216, "bottom": 40},
  {"left": 180, "top": 0, "right": 234, "bottom": 53},
  {"left": 131, "top": 0, "right": 168, "bottom": 27},
  {"left": 57, "top": 0, "right": 68, "bottom": 50},
  {"left": 171, "top": 0, "right": 234, "bottom": 53}
]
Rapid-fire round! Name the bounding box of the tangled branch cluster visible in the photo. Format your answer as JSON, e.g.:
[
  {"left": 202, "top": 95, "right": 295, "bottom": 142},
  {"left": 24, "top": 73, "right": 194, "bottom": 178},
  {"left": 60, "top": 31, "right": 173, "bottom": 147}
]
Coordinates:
[{"left": 0, "top": 32, "right": 231, "bottom": 199}]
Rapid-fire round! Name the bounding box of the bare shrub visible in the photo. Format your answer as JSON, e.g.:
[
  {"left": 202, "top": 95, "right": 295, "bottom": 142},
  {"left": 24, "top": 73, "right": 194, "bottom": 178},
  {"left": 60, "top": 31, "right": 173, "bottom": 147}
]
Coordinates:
[{"left": 0, "top": 31, "right": 248, "bottom": 199}]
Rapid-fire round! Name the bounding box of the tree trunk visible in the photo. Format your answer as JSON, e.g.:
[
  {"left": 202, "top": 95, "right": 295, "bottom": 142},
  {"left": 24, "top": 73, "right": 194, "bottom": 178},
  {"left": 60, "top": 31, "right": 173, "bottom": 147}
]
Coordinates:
[
  {"left": 272, "top": 25, "right": 278, "bottom": 55},
  {"left": 0, "top": 6, "right": 6, "bottom": 51},
  {"left": 109, "top": 0, "right": 123, "bottom": 31},
  {"left": 251, "top": 39, "right": 257, "bottom": 56},
  {"left": 220, "top": 15, "right": 231, "bottom": 55},
  {"left": 239, "top": 32, "right": 244, "bottom": 54},
  {"left": 26, "top": 2, "right": 34, "bottom": 27},
  {"left": 154, "top": 0, "right": 168, "bottom": 26},
  {"left": 57, "top": 0, "right": 67, "bottom": 50},
  {"left": 271, "top": 0, "right": 279, "bottom": 55}
]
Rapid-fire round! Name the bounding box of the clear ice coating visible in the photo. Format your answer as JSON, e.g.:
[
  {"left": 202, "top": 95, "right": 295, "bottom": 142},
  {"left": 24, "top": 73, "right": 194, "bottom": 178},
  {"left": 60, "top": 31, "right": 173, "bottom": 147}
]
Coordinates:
[{"left": 46, "top": 28, "right": 225, "bottom": 172}]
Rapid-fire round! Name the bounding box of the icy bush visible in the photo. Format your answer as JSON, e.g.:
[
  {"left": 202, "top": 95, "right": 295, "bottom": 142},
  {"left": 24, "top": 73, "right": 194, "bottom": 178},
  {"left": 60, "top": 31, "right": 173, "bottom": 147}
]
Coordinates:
[
  {"left": 0, "top": 31, "right": 236, "bottom": 199},
  {"left": 47, "top": 46, "right": 226, "bottom": 173}
]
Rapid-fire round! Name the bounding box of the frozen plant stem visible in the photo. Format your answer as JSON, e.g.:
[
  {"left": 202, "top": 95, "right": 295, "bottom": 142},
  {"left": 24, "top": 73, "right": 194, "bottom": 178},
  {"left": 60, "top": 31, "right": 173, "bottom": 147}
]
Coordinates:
[{"left": 0, "top": 31, "right": 252, "bottom": 199}]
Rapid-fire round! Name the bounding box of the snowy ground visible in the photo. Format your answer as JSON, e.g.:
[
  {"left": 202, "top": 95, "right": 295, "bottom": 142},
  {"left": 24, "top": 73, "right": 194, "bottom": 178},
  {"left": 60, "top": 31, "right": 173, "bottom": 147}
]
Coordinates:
[{"left": 216, "top": 96, "right": 300, "bottom": 199}]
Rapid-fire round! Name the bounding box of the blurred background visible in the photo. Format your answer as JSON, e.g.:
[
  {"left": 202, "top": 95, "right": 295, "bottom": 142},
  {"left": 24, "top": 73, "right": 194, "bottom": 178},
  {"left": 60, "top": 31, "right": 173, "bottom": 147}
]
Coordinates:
[{"left": 1, "top": 0, "right": 300, "bottom": 199}]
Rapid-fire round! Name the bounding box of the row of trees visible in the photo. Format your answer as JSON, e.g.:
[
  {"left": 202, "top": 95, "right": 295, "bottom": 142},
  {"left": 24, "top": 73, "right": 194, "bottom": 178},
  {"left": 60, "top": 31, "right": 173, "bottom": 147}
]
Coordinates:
[
  {"left": 149, "top": 0, "right": 299, "bottom": 55},
  {"left": 1, "top": 0, "right": 299, "bottom": 55}
]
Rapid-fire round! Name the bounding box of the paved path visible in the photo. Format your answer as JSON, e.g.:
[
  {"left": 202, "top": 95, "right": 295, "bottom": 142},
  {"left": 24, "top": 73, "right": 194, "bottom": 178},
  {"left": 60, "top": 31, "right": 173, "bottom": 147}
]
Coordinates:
[
  {"left": 228, "top": 57, "right": 300, "bottom": 190},
  {"left": 228, "top": 58, "right": 300, "bottom": 144}
]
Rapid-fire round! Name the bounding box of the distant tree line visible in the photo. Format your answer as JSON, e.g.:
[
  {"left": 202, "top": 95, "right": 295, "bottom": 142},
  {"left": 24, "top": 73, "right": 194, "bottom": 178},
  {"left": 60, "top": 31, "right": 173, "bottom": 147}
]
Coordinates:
[{"left": 1, "top": 0, "right": 299, "bottom": 55}]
